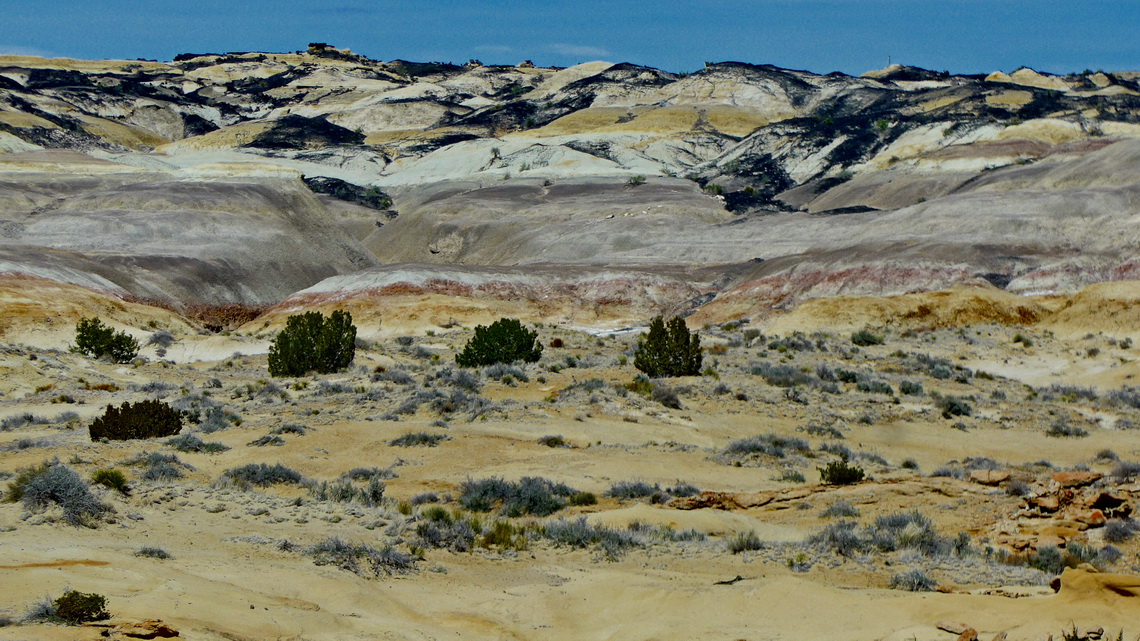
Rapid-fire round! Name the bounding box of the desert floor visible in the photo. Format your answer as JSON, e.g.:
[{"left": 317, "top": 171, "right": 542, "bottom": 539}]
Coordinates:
[{"left": 2, "top": 316, "right": 1140, "bottom": 641}]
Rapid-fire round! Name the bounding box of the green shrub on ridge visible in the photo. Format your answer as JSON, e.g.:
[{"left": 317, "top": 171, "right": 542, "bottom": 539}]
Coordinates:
[
  {"left": 268, "top": 310, "right": 357, "bottom": 377},
  {"left": 72, "top": 317, "right": 138, "bottom": 363},
  {"left": 455, "top": 318, "right": 542, "bottom": 367}
]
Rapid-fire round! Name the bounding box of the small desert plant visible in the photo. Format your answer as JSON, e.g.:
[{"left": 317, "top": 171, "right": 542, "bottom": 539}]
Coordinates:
[
  {"left": 126, "top": 452, "right": 192, "bottom": 482},
  {"left": 89, "top": 400, "right": 184, "bottom": 441},
  {"left": 90, "top": 468, "right": 129, "bottom": 495},
  {"left": 434, "top": 368, "right": 482, "bottom": 391},
  {"left": 459, "top": 476, "right": 575, "bottom": 517},
  {"left": 307, "top": 536, "right": 415, "bottom": 577},
  {"left": 52, "top": 590, "right": 109, "bottom": 624},
  {"left": 850, "top": 328, "right": 884, "bottom": 346},
  {"left": 1103, "top": 519, "right": 1139, "bottom": 543},
  {"left": 166, "top": 433, "right": 229, "bottom": 453},
  {"left": 889, "top": 569, "right": 936, "bottom": 591},
  {"left": 808, "top": 521, "right": 864, "bottom": 556},
  {"left": 856, "top": 379, "right": 894, "bottom": 395},
  {"left": 1, "top": 413, "right": 51, "bottom": 431},
  {"left": 341, "top": 466, "right": 397, "bottom": 482},
  {"left": 455, "top": 318, "right": 542, "bottom": 367},
  {"left": 867, "top": 511, "right": 948, "bottom": 556},
  {"left": 1111, "top": 461, "right": 1140, "bottom": 481},
  {"left": 775, "top": 469, "right": 806, "bottom": 483},
  {"left": 7, "top": 461, "right": 112, "bottom": 527},
  {"left": 135, "top": 546, "right": 172, "bottom": 559},
  {"left": 820, "top": 501, "right": 860, "bottom": 518},
  {"left": 899, "top": 380, "right": 924, "bottom": 396},
  {"left": 605, "top": 480, "right": 661, "bottom": 500},
  {"left": 722, "top": 433, "right": 810, "bottom": 460},
  {"left": 247, "top": 434, "right": 286, "bottom": 447},
  {"left": 727, "top": 530, "right": 763, "bottom": 554},
  {"left": 410, "top": 491, "right": 439, "bottom": 505},
  {"left": 1030, "top": 545, "right": 1066, "bottom": 574},
  {"left": 147, "top": 330, "right": 175, "bottom": 348},
  {"left": 373, "top": 368, "right": 415, "bottom": 385},
  {"left": 479, "top": 519, "right": 529, "bottom": 551},
  {"left": 651, "top": 383, "right": 683, "bottom": 409},
  {"left": 935, "top": 395, "right": 972, "bottom": 419},
  {"left": 537, "top": 434, "right": 568, "bottom": 448},
  {"left": 818, "top": 458, "right": 865, "bottom": 485},
  {"left": 389, "top": 432, "right": 450, "bottom": 447},
  {"left": 666, "top": 481, "right": 700, "bottom": 497},
  {"left": 751, "top": 362, "right": 814, "bottom": 388},
  {"left": 222, "top": 463, "right": 303, "bottom": 487},
  {"left": 485, "top": 363, "right": 529, "bottom": 383},
  {"left": 568, "top": 491, "right": 598, "bottom": 506},
  {"left": 1046, "top": 417, "right": 1088, "bottom": 438},
  {"left": 72, "top": 317, "right": 138, "bottom": 363},
  {"left": 633, "top": 316, "right": 702, "bottom": 378},
  {"left": 308, "top": 478, "right": 385, "bottom": 507},
  {"left": 267, "top": 310, "right": 357, "bottom": 376},
  {"left": 541, "top": 517, "right": 642, "bottom": 559},
  {"left": 22, "top": 595, "right": 58, "bottom": 623},
  {"left": 415, "top": 516, "right": 477, "bottom": 552},
  {"left": 1005, "top": 479, "right": 1032, "bottom": 497}
]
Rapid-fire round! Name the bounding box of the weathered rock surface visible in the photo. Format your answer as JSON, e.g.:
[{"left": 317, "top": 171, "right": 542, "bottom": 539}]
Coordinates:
[{"left": 1, "top": 50, "right": 1140, "bottom": 322}]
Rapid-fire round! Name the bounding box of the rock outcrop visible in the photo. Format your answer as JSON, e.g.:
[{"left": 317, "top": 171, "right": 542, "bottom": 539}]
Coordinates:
[{"left": 1, "top": 50, "right": 1139, "bottom": 324}]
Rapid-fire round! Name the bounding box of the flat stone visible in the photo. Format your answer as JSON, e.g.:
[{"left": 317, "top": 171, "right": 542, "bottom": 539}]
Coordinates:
[
  {"left": 1073, "top": 509, "right": 1107, "bottom": 527},
  {"left": 1028, "top": 495, "right": 1060, "bottom": 512},
  {"left": 970, "top": 470, "right": 1010, "bottom": 486},
  {"left": 937, "top": 622, "right": 971, "bottom": 635},
  {"left": 1051, "top": 471, "right": 1102, "bottom": 488},
  {"left": 98, "top": 619, "right": 180, "bottom": 639}
]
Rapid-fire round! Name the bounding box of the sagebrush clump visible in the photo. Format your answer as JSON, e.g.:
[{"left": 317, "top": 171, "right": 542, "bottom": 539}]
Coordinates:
[
  {"left": 5, "top": 461, "right": 112, "bottom": 527},
  {"left": 459, "top": 476, "right": 574, "bottom": 516},
  {"left": 221, "top": 463, "right": 304, "bottom": 487}
]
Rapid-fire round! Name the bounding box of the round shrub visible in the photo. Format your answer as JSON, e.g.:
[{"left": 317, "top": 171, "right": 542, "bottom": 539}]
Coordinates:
[
  {"left": 267, "top": 310, "right": 357, "bottom": 377},
  {"left": 633, "top": 315, "right": 702, "bottom": 378},
  {"left": 90, "top": 468, "right": 129, "bottom": 495},
  {"left": 818, "top": 459, "right": 866, "bottom": 485},
  {"left": 455, "top": 318, "right": 542, "bottom": 367},
  {"left": 53, "top": 590, "right": 109, "bottom": 624},
  {"left": 10, "top": 462, "right": 112, "bottom": 527},
  {"left": 88, "top": 400, "right": 184, "bottom": 441},
  {"left": 72, "top": 317, "right": 138, "bottom": 363}
]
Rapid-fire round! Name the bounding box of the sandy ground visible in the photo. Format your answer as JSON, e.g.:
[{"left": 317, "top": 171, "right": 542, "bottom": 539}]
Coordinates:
[{"left": 2, "top": 294, "right": 1140, "bottom": 640}]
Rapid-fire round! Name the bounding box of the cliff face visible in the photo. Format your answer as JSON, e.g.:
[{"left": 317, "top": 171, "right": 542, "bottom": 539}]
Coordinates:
[{"left": 1, "top": 50, "right": 1139, "bottom": 325}]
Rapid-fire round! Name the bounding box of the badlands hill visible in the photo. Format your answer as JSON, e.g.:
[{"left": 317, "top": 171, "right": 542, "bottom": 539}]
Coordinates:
[
  {"left": 0, "top": 46, "right": 1138, "bottom": 336},
  {"left": 6, "top": 47, "right": 1140, "bottom": 641}
]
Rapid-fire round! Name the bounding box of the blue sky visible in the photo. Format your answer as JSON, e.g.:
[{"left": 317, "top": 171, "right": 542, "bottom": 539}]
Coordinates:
[{"left": 1, "top": 0, "right": 1136, "bottom": 75}]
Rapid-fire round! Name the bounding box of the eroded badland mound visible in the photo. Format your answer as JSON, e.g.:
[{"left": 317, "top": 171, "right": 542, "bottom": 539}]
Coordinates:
[{"left": 3, "top": 47, "right": 1140, "bottom": 640}]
